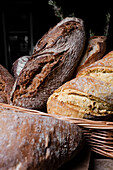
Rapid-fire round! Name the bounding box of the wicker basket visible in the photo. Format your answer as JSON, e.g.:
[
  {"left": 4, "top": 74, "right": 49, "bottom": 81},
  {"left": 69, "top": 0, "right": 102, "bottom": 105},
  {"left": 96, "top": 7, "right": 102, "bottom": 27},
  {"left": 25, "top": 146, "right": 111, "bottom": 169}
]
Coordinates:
[{"left": 1, "top": 103, "right": 113, "bottom": 158}]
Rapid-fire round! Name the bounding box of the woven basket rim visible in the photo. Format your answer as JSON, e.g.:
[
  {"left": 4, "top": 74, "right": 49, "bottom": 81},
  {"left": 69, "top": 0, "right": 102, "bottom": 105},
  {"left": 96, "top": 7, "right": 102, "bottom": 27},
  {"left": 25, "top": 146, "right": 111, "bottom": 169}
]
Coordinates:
[{"left": 0, "top": 103, "right": 113, "bottom": 130}]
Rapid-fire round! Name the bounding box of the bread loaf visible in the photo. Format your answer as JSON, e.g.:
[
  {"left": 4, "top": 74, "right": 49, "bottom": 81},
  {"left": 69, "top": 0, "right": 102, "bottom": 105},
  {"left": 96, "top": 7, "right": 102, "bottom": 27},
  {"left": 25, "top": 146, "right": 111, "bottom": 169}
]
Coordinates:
[
  {"left": 77, "top": 36, "right": 106, "bottom": 73},
  {"left": 0, "top": 103, "right": 83, "bottom": 170},
  {"left": 12, "top": 56, "right": 30, "bottom": 78},
  {"left": 47, "top": 51, "right": 113, "bottom": 119},
  {"left": 0, "top": 64, "right": 14, "bottom": 103},
  {"left": 10, "top": 17, "right": 86, "bottom": 110}
]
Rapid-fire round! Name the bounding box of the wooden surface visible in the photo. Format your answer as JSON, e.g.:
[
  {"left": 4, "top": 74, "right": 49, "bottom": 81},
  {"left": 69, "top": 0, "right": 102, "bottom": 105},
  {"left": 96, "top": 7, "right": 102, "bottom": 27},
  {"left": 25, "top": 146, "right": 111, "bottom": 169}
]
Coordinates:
[
  {"left": 89, "top": 152, "right": 113, "bottom": 170},
  {"left": 89, "top": 159, "right": 113, "bottom": 170}
]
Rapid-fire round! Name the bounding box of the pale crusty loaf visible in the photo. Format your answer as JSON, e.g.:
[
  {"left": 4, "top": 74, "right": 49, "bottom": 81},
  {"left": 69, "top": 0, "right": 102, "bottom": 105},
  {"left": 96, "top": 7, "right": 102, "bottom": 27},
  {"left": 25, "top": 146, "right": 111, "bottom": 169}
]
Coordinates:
[
  {"left": 47, "top": 51, "right": 113, "bottom": 119},
  {"left": 77, "top": 36, "right": 106, "bottom": 73},
  {"left": 12, "top": 56, "right": 30, "bottom": 78},
  {"left": 0, "top": 103, "right": 83, "bottom": 170},
  {"left": 0, "top": 64, "right": 14, "bottom": 103},
  {"left": 10, "top": 17, "right": 86, "bottom": 111}
]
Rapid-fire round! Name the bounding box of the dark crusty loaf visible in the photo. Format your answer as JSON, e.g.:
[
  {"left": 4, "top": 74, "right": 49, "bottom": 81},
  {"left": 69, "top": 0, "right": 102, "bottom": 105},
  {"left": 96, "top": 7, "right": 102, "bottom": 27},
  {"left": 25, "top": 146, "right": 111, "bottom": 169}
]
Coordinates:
[
  {"left": 0, "top": 103, "right": 83, "bottom": 170},
  {"left": 10, "top": 17, "right": 86, "bottom": 110},
  {"left": 0, "top": 64, "right": 14, "bottom": 103},
  {"left": 47, "top": 51, "right": 113, "bottom": 119}
]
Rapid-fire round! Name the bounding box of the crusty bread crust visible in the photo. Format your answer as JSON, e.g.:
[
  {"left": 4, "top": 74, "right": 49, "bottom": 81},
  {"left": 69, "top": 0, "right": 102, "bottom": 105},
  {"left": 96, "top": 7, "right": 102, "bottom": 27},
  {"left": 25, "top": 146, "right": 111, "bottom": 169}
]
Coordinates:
[
  {"left": 10, "top": 17, "right": 85, "bottom": 110},
  {"left": 0, "top": 64, "right": 14, "bottom": 103},
  {"left": 77, "top": 36, "right": 106, "bottom": 73},
  {"left": 0, "top": 103, "right": 83, "bottom": 169},
  {"left": 47, "top": 51, "right": 113, "bottom": 119},
  {"left": 12, "top": 56, "right": 30, "bottom": 78}
]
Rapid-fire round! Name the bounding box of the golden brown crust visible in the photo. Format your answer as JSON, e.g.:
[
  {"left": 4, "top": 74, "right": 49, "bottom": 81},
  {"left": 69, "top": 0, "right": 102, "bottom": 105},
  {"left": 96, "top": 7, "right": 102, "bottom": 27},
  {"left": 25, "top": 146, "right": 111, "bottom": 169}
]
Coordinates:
[
  {"left": 47, "top": 51, "right": 113, "bottom": 119},
  {"left": 77, "top": 51, "right": 113, "bottom": 77}
]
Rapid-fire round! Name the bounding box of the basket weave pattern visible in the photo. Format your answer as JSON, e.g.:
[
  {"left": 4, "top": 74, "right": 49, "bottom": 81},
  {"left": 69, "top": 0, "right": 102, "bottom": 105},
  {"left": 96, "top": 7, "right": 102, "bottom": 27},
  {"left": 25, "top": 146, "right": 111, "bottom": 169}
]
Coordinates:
[{"left": 64, "top": 118, "right": 113, "bottom": 158}]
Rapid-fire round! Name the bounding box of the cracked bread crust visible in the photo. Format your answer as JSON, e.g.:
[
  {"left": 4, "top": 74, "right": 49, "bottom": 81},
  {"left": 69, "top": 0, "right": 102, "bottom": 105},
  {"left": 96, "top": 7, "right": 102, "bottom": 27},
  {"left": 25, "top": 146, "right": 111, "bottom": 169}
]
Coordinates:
[
  {"left": 77, "top": 51, "right": 113, "bottom": 77},
  {"left": 10, "top": 17, "right": 86, "bottom": 110},
  {"left": 47, "top": 51, "right": 113, "bottom": 119}
]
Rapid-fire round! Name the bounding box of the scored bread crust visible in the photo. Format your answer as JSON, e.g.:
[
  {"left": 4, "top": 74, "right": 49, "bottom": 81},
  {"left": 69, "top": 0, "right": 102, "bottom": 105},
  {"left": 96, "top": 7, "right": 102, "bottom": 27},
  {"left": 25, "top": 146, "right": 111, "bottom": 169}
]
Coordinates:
[
  {"left": 10, "top": 17, "right": 86, "bottom": 110},
  {"left": 0, "top": 103, "right": 83, "bottom": 170},
  {"left": 47, "top": 51, "right": 113, "bottom": 119},
  {"left": 77, "top": 51, "right": 113, "bottom": 77}
]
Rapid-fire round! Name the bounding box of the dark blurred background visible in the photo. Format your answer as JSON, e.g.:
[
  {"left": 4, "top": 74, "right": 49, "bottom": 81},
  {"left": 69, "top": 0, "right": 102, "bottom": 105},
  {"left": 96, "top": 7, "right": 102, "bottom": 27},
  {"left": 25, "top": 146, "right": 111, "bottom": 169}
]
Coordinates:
[{"left": 0, "top": 0, "right": 113, "bottom": 72}]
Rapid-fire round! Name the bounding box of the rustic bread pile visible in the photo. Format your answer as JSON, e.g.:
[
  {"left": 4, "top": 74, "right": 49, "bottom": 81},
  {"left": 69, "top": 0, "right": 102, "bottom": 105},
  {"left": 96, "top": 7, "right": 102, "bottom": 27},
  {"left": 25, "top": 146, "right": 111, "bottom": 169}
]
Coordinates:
[{"left": 0, "top": 17, "right": 111, "bottom": 169}]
